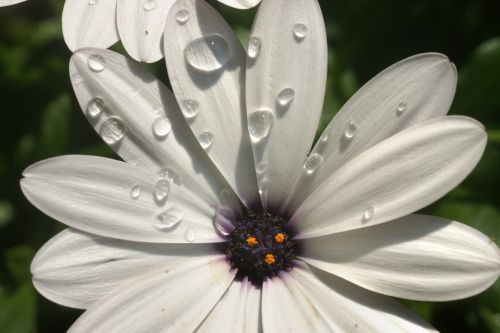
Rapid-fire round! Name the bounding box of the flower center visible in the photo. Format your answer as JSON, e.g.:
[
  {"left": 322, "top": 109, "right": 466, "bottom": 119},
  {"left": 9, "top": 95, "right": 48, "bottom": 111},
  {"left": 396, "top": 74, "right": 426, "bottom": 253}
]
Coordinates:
[{"left": 225, "top": 211, "right": 296, "bottom": 284}]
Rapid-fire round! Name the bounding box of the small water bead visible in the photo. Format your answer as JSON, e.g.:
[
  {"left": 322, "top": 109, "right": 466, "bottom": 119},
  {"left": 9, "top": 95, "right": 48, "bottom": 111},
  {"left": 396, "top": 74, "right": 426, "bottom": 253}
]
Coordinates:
[
  {"left": 153, "top": 207, "right": 184, "bottom": 230},
  {"left": 71, "top": 73, "right": 84, "bottom": 86},
  {"left": 248, "top": 37, "right": 262, "bottom": 59},
  {"left": 153, "top": 179, "right": 171, "bottom": 202},
  {"left": 152, "top": 117, "right": 171, "bottom": 139},
  {"left": 100, "top": 117, "right": 127, "bottom": 145},
  {"left": 304, "top": 153, "right": 323, "bottom": 175},
  {"left": 277, "top": 88, "right": 295, "bottom": 107},
  {"left": 175, "top": 9, "right": 190, "bottom": 24},
  {"left": 255, "top": 161, "right": 268, "bottom": 174},
  {"left": 363, "top": 206, "right": 375, "bottom": 222},
  {"left": 184, "top": 228, "right": 196, "bottom": 242},
  {"left": 198, "top": 132, "right": 214, "bottom": 151},
  {"left": 397, "top": 101, "right": 408, "bottom": 113},
  {"left": 293, "top": 23, "right": 308, "bottom": 40},
  {"left": 87, "top": 54, "right": 105, "bottom": 72},
  {"left": 180, "top": 99, "right": 200, "bottom": 119},
  {"left": 248, "top": 110, "right": 274, "bottom": 143},
  {"left": 184, "top": 35, "right": 231, "bottom": 72},
  {"left": 88, "top": 0, "right": 96, "bottom": 5},
  {"left": 143, "top": 0, "right": 157, "bottom": 11},
  {"left": 258, "top": 177, "right": 269, "bottom": 195},
  {"left": 344, "top": 121, "right": 358, "bottom": 139},
  {"left": 130, "top": 185, "right": 142, "bottom": 199},
  {"left": 157, "top": 167, "right": 181, "bottom": 185},
  {"left": 86, "top": 97, "right": 105, "bottom": 118}
]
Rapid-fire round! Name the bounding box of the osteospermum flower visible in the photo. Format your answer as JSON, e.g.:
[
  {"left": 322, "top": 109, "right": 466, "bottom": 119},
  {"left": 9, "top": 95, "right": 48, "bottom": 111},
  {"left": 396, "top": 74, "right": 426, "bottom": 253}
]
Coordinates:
[{"left": 22, "top": 0, "right": 500, "bottom": 331}]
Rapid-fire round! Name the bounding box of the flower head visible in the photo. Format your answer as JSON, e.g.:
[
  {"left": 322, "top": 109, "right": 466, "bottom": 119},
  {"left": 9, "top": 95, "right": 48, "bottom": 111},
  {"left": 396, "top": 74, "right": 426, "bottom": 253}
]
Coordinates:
[{"left": 22, "top": 0, "right": 500, "bottom": 331}]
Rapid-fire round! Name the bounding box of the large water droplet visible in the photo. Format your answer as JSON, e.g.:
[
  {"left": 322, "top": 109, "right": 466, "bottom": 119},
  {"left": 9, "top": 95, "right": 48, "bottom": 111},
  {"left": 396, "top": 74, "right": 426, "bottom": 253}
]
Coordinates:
[
  {"left": 143, "top": 0, "right": 157, "bottom": 11},
  {"left": 397, "top": 101, "right": 408, "bottom": 113},
  {"left": 152, "top": 117, "right": 171, "bottom": 139},
  {"left": 248, "top": 37, "right": 262, "bottom": 59},
  {"left": 175, "top": 9, "right": 190, "bottom": 24},
  {"left": 184, "top": 228, "right": 196, "bottom": 242},
  {"left": 293, "top": 24, "right": 308, "bottom": 40},
  {"left": 86, "top": 97, "right": 105, "bottom": 118},
  {"left": 248, "top": 110, "right": 274, "bottom": 143},
  {"left": 344, "top": 121, "right": 357, "bottom": 139},
  {"left": 157, "top": 167, "right": 181, "bottom": 185},
  {"left": 363, "top": 206, "right": 375, "bottom": 222},
  {"left": 87, "top": 54, "right": 105, "bottom": 72},
  {"left": 130, "top": 185, "right": 142, "bottom": 199},
  {"left": 198, "top": 132, "right": 213, "bottom": 151},
  {"left": 277, "top": 88, "right": 295, "bottom": 107},
  {"left": 212, "top": 208, "right": 234, "bottom": 237},
  {"left": 304, "top": 153, "right": 323, "bottom": 175},
  {"left": 154, "top": 207, "right": 184, "bottom": 230},
  {"left": 255, "top": 161, "right": 267, "bottom": 174},
  {"left": 180, "top": 99, "right": 200, "bottom": 119},
  {"left": 100, "top": 117, "right": 126, "bottom": 145},
  {"left": 184, "top": 35, "right": 230, "bottom": 72},
  {"left": 153, "top": 179, "right": 170, "bottom": 203}
]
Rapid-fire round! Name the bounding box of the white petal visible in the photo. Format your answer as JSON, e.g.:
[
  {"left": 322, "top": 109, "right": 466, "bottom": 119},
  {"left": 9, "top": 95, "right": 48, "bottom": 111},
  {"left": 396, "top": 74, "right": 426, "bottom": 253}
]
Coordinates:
[
  {"left": 217, "top": 0, "right": 261, "bottom": 9},
  {"left": 164, "top": 0, "right": 260, "bottom": 209},
  {"left": 21, "top": 155, "right": 223, "bottom": 243},
  {"left": 262, "top": 273, "right": 333, "bottom": 332},
  {"left": 300, "top": 214, "right": 500, "bottom": 301},
  {"left": 196, "top": 278, "right": 261, "bottom": 333},
  {"left": 31, "top": 228, "right": 218, "bottom": 309},
  {"left": 0, "top": 0, "right": 26, "bottom": 6},
  {"left": 117, "top": 0, "right": 174, "bottom": 63},
  {"left": 62, "top": 0, "right": 119, "bottom": 51},
  {"left": 290, "top": 116, "right": 486, "bottom": 238},
  {"left": 246, "top": 0, "right": 328, "bottom": 210},
  {"left": 69, "top": 256, "right": 234, "bottom": 333},
  {"left": 70, "top": 48, "right": 239, "bottom": 209},
  {"left": 288, "top": 263, "right": 437, "bottom": 332},
  {"left": 284, "top": 53, "right": 457, "bottom": 212}
]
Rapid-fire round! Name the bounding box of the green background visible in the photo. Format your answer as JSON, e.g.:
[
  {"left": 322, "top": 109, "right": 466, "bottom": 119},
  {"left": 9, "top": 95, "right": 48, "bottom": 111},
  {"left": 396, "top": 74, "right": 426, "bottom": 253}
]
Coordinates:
[{"left": 1, "top": 0, "right": 500, "bottom": 332}]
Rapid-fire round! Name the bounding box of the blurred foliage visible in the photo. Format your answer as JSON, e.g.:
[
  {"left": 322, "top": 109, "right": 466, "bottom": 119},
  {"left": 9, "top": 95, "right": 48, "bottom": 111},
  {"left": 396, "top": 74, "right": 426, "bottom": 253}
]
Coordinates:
[{"left": 0, "top": 0, "right": 499, "bottom": 332}]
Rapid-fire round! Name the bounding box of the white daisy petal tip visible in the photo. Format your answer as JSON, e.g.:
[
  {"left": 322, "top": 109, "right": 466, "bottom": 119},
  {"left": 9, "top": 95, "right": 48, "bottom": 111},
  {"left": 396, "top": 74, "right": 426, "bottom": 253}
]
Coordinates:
[
  {"left": 217, "top": 0, "right": 261, "bottom": 9},
  {"left": 0, "top": 0, "right": 27, "bottom": 6}
]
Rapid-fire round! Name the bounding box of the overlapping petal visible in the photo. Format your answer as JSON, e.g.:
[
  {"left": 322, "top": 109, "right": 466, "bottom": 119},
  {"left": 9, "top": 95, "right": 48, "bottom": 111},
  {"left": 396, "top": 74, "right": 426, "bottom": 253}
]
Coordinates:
[
  {"left": 290, "top": 116, "right": 487, "bottom": 239},
  {"left": 0, "top": 0, "right": 26, "bottom": 6}
]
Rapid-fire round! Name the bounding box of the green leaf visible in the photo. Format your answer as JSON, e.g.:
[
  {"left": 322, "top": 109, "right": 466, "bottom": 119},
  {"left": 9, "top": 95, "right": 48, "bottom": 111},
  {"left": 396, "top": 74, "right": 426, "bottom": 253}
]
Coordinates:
[
  {"left": 0, "top": 283, "right": 36, "bottom": 333},
  {"left": 0, "top": 201, "right": 15, "bottom": 228}
]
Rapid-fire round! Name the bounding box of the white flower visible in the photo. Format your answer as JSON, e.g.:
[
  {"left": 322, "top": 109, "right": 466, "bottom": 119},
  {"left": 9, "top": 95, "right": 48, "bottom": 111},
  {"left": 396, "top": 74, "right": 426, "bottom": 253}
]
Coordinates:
[
  {"left": 62, "top": 0, "right": 261, "bottom": 63},
  {"left": 0, "top": 0, "right": 26, "bottom": 7},
  {"left": 22, "top": 0, "right": 500, "bottom": 331}
]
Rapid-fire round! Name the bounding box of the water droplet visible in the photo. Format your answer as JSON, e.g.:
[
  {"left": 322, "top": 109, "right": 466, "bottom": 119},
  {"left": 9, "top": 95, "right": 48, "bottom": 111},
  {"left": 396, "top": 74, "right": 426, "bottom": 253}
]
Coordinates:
[
  {"left": 175, "top": 9, "right": 190, "bottom": 24},
  {"left": 71, "top": 73, "right": 84, "bottom": 85},
  {"left": 198, "top": 132, "right": 213, "bottom": 151},
  {"left": 153, "top": 179, "right": 171, "bottom": 203},
  {"left": 88, "top": 0, "right": 96, "bottom": 5},
  {"left": 152, "top": 117, "right": 171, "bottom": 139},
  {"left": 213, "top": 208, "right": 234, "bottom": 237},
  {"left": 87, "top": 54, "right": 105, "bottom": 72},
  {"left": 277, "top": 88, "right": 295, "bottom": 107},
  {"left": 100, "top": 117, "right": 126, "bottom": 145},
  {"left": 248, "top": 37, "right": 262, "bottom": 59},
  {"left": 143, "top": 0, "right": 157, "bottom": 11},
  {"left": 397, "top": 101, "right": 408, "bottom": 113},
  {"left": 248, "top": 110, "right": 274, "bottom": 143},
  {"left": 157, "top": 167, "right": 181, "bottom": 185},
  {"left": 180, "top": 99, "right": 200, "bottom": 119},
  {"left": 363, "top": 206, "right": 375, "bottom": 222},
  {"left": 258, "top": 177, "right": 269, "bottom": 195},
  {"left": 184, "top": 35, "right": 231, "bottom": 72},
  {"left": 154, "top": 207, "right": 184, "bottom": 230},
  {"left": 86, "top": 97, "right": 105, "bottom": 118},
  {"left": 184, "top": 228, "right": 196, "bottom": 242},
  {"left": 344, "top": 121, "right": 357, "bottom": 139},
  {"left": 255, "top": 161, "right": 267, "bottom": 174},
  {"left": 304, "top": 153, "right": 323, "bottom": 175},
  {"left": 293, "top": 23, "right": 308, "bottom": 40},
  {"left": 130, "top": 185, "right": 142, "bottom": 199}
]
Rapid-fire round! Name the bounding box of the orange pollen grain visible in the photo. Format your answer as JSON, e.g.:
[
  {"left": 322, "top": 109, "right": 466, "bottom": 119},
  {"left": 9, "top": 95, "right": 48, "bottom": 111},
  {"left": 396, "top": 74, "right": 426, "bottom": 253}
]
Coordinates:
[
  {"left": 265, "top": 253, "right": 276, "bottom": 265},
  {"left": 274, "top": 233, "right": 285, "bottom": 243},
  {"left": 246, "top": 236, "right": 258, "bottom": 247}
]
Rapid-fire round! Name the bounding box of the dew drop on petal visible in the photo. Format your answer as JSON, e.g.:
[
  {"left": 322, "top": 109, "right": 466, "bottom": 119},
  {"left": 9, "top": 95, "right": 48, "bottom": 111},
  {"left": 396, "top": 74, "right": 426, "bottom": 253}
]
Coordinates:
[
  {"left": 258, "top": 177, "right": 269, "bottom": 195},
  {"left": 397, "top": 101, "right": 408, "bottom": 113},
  {"left": 344, "top": 121, "right": 357, "bottom": 139},
  {"left": 153, "top": 207, "right": 184, "bottom": 230},
  {"left": 304, "top": 153, "right": 323, "bottom": 175},
  {"left": 213, "top": 208, "right": 234, "bottom": 237},
  {"left": 152, "top": 117, "right": 171, "bottom": 139},
  {"left": 153, "top": 179, "right": 171, "bottom": 202},
  {"left": 87, "top": 54, "right": 105, "bottom": 72},
  {"left": 248, "top": 110, "right": 274, "bottom": 143},
  {"left": 293, "top": 24, "right": 308, "bottom": 40},
  {"left": 175, "top": 9, "right": 190, "bottom": 24},
  {"left": 100, "top": 117, "right": 126, "bottom": 145},
  {"left": 184, "top": 228, "right": 196, "bottom": 242},
  {"left": 248, "top": 37, "right": 262, "bottom": 59},
  {"left": 143, "top": 0, "right": 157, "bottom": 11},
  {"left": 157, "top": 167, "right": 181, "bottom": 185},
  {"left": 86, "top": 97, "right": 105, "bottom": 118},
  {"left": 185, "top": 35, "right": 231, "bottom": 72},
  {"left": 277, "top": 88, "right": 295, "bottom": 107},
  {"left": 130, "top": 185, "right": 142, "bottom": 199},
  {"left": 180, "top": 99, "right": 200, "bottom": 119},
  {"left": 198, "top": 132, "right": 214, "bottom": 151},
  {"left": 255, "top": 161, "right": 267, "bottom": 174},
  {"left": 88, "top": 0, "right": 96, "bottom": 5},
  {"left": 363, "top": 206, "right": 375, "bottom": 222}
]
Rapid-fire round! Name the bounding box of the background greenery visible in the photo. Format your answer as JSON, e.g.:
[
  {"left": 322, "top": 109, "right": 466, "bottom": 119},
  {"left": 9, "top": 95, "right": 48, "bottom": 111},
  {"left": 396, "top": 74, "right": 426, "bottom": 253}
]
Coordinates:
[{"left": 0, "top": 0, "right": 499, "bottom": 332}]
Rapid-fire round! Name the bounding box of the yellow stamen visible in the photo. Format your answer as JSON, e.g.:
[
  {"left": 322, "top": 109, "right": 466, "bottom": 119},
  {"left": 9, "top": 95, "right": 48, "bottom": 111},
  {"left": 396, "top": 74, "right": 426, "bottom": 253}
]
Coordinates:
[
  {"left": 246, "top": 236, "right": 258, "bottom": 247},
  {"left": 265, "top": 253, "right": 276, "bottom": 265},
  {"left": 274, "top": 233, "right": 285, "bottom": 243}
]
